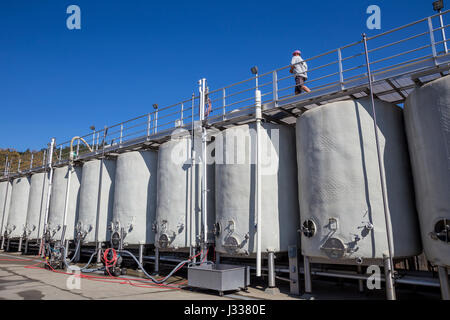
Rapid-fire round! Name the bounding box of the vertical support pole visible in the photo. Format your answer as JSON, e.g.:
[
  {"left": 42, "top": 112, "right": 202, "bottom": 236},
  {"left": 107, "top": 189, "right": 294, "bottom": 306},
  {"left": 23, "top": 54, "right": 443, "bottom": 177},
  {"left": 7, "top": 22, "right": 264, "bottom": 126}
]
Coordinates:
[
  {"left": 267, "top": 252, "right": 276, "bottom": 288},
  {"left": 439, "top": 10, "right": 448, "bottom": 54},
  {"left": 24, "top": 239, "right": 29, "bottom": 255},
  {"left": 288, "top": 245, "right": 300, "bottom": 296},
  {"left": 338, "top": 48, "right": 344, "bottom": 90},
  {"left": 59, "top": 146, "right": 62, "bottom": 161},
  {"left": 272, "top": 71, "right": 278, "bottom": 108},
  {"left": 357, "top": 265, "right": 364, "bottom": 293},
  {"left": 138, "top": 243, "right": 144, "bottom": 272},
  {"left": 41, "top": 138, "right": 55, "bottom": 255},
  {"left": 384, "top": 255, "right": 396, "bottom": 300},
  {"left": 0, "top": 159, "right": 10, "bottom": 246},
  {"left": 64, "top": 239, "right": 69, "bottom": 259},
  {"left": 96, "top": 243, "right": 102, "bottom": 264},
  {"left": 18, "top": 158, "right": 21, "bottom": 172},
  {"left": 363, "top": 34, "right": 396, "bottom": 300},
  {"left": 76, "top": 140, "right": 80, "bottom": 157},
  {"left": 18, "top": 236, "right": 23, "bottom": 252},
  {"left": 6, "top": 238, "right": 10, "bottom": 251},
  {"left": 304, "top": 256, "right": 312, "bottom": 293},
  {"left": 61, "top": 164, "right": 72, "bottom": 245},
  {"left": 42, "top": 150, "right": 47, "bottom": 167},
  {"left": 215, "top": 251, "right": 220, "bottom": 264},
  {"left": 255, "top": 88, "right": 262, "bottom": 278},
  {"left": 438, "top": 266, "right": 450, "bottom": 300},
  {"left": 198, "top": 78, "right": 208, "bottom": 261},
  {"left": 428, "top": 17, "right": 438, "bottom": 62},
  {"left": 189, "top": 93, "right": 196, "bottom": 262},
  {"left": 154, "top": 247, "right": 160, "bottom": 275},
  {"left": 94, "top": 133, "right": 106, "bottom": 258},
  {"left": 30, "top": 153, "right": 34, "bottom": 169}
]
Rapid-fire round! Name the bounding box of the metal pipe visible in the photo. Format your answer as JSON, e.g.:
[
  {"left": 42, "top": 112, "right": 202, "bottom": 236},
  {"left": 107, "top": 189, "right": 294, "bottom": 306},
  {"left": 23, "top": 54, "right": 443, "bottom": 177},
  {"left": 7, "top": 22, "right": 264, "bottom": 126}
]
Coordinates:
[
  {"left": 138, "top": 243, "right": 144, "bottom": 272},
  {"left": 384, "top": 254, "right": 396, "bottom": 300},
  {"left": 268, "top": 252, "right": 276, "bottom": 288},
  {"left": 18, "top": 236, "right": 22, "bottom": 252},
  {"left": 357, "top": 265, "right": 364, "bottom": 293},
  {"left": 199, "top": 78, "right": 208, "bottom": 260},
  {"left": 216, "top": 252, "right": 221, "bottom": 264},
  {"left": 96, "top": 243, "right": 102, "bottom": 264},
  {"left": 438, "top": 266, "right": 450, "bottom": 300},
  {"left": 362, "top": 33, "right": 396, "bottom": 290},
  {"left": 255, "top": 89, "right": 262, "bottom": 277},
  {"left": 36, "top": 158, "right": 49, "bottom": 243},
  {"left": 61, "top": 164, "right": 72, "bottom": 244},
  {"left": 0, "top": 160, "right": 10, "bottom": 242},
  {"left": 41, "top": 138, "right": 55, "bottom": 252},
  {"left": 154, "top": 247, "right": 160, "bottom": 275},
  {"left": 94, "top": 157, "right": 104, "bottom": 248},
  {"left": 304, "top": 256, "right": 312, "bottom": 293},
  {"left": 190, "top": 92, "right": 196, "bottom": 260},
  {"left": 64, "top": 239, "right": 69, "bottom": 259}
]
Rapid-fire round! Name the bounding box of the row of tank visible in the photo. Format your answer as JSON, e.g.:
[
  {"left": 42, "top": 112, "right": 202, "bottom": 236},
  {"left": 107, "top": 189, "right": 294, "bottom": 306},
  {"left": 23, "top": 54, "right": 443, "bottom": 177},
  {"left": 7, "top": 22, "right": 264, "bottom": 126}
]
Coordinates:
[{"left": 0, "top": 76, "right": 449, "bottom": 271}]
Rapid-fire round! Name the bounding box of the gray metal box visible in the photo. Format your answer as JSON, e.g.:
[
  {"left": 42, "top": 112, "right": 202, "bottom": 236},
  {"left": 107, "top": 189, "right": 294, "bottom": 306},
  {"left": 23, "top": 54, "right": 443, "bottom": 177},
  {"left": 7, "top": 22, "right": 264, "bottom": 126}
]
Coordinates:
[{"left": 188, "top": 264, "right": 250, "bottom": 295}]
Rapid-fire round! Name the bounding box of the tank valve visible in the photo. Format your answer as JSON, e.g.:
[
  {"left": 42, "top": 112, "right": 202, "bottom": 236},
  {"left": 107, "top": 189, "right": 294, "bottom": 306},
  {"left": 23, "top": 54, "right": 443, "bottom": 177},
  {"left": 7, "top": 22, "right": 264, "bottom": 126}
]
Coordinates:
[
  {"left": 356, "top": 257, "right": 363, "bottom": 265},
  {"left": 365, "top": 223, "right": 374, "bottom": 231}
]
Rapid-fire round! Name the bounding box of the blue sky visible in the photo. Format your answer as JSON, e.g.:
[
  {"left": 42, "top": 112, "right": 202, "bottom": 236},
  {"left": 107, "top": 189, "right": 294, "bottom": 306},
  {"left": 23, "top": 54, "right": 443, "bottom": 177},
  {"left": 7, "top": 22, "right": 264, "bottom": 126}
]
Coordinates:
[{"left": 0, "top": 0, "right": 435, "bottom": 151}]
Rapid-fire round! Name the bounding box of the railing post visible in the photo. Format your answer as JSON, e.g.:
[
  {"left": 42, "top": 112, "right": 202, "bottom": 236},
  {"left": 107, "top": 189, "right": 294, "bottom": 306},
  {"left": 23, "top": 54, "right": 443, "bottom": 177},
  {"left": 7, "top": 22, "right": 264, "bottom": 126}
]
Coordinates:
[
  {"left": 439, "top": 10, "right": 448, "bottom": 54},
  {"left": 42, "top": 150, "right": 47, "bottom": 167},
  {"left": 59, "top": 146, "right": 62, "bottom": 161},
  {"left": 18, "top": 158, "right": 21, "bottom": 172},
  {"left": 76, "top": 139, "right": 80, "bottom": 157},
  {"left": 147, "top": 114, "right": 151, "bottom": 138},
  {"left": 119, "top": 123, "right": 123, "bottom": 144},
  {"left": 181, "top": 103, "right": 184, "bottom": 125},
  {"left": 30, "top": 153, "right": 34, "bottom": 169},
  {"left": 222, "top": 88, "right": 226, "bottom": 120},
  {"left": 154, "top": 109, "right": 158, "bottom": 134},
  {"left": 272, "top": 71, "right": 278, "bottom": 108},
  {"left": 338, "top": 48, "right": 344, "bottom": 90},
  {"left": 428, "top": 17, "right": 438, "bottom": 63},
  {"left": 3, "top": 156, "right": 7, "bottom": 176},
  {"left": 92, "top": 130, "right": 96, "bottom": 149}
]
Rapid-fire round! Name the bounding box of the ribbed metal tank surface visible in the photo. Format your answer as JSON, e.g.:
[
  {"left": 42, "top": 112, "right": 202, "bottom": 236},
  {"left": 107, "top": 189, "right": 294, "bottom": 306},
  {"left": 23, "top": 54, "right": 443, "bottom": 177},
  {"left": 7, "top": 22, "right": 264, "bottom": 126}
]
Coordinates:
[
  {"left": 6, "top": 176, "right": 31, "bottom": 238},
  {"left": 404, "top": 75, "right": 450, "bottom": 267},
  {"left": 0, "top": 181, "right": 12, "bottom": 237},
  {"left": 112, "top": 150, "right": 157, "bottom": 246},
  {"left": 155, "top": 134, "right": 215, "bottom": 251},
  {"left": 25, "top": 172, "right": 49, "bottom": 240},
  {"left": 215, "top": 123, "right": 299, "bottom": 255},
  {"left": 77, "top": 158, "right": 116, "bottom": 244},
  {"left": 47, "top": 166, "right": 82, "bottom": 241},
  {"left": 296, "top": 97, "right": 421, "bottom": 262}
]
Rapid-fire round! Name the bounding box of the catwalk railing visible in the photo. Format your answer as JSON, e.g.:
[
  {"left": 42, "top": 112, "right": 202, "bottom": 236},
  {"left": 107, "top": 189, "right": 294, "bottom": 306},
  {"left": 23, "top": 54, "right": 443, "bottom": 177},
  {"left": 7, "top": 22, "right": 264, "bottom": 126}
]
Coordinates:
[{"left": 1, "top": 10, "right": 449, "bottom": 178}]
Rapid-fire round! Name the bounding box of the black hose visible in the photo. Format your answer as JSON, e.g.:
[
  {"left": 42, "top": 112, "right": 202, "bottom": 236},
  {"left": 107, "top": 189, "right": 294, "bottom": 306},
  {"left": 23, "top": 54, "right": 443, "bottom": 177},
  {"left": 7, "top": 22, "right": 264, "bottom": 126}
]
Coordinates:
[{"left": 119, "top": 249, "right": 191, "bottom": 284}]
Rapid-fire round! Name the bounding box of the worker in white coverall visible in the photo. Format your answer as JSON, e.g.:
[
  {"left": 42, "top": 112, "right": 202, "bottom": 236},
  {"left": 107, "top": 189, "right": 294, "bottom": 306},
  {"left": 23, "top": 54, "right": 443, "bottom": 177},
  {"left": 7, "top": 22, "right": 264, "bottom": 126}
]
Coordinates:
[{"left": 290, "top": 50, "right": 311, "bottom": 95}]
